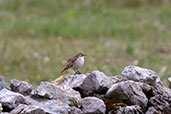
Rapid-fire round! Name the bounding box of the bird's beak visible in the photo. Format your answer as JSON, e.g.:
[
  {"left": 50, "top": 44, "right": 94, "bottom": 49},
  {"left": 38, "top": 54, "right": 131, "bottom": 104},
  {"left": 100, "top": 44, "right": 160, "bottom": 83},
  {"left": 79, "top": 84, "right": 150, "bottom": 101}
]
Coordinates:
[{"left": 83, "top": 54, "right": 86, "bottom": 56}]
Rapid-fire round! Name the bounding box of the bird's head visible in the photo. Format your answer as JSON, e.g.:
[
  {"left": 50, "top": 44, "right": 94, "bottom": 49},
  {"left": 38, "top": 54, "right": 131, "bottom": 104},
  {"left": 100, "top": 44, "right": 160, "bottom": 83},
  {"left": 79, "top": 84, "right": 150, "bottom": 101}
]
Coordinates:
[{"left": 77, "top": 53, "right": 86, "bottom": 57}]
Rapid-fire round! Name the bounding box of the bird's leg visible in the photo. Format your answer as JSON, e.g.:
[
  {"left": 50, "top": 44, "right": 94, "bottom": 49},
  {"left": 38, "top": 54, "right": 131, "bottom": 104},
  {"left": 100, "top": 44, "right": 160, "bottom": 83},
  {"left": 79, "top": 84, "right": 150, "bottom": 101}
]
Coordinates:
[
  {"left": 73, "top": 69, "right": 78, "bottom": 75},
  {"left": 76, "top": 70, "right": 81, "bottom": 74}
]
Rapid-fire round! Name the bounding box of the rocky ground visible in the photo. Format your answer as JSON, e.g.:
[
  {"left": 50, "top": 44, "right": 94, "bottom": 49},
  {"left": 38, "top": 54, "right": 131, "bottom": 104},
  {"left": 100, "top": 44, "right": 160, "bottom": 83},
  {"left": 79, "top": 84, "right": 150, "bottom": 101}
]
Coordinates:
[{"left": 0, "top": 65, "right": 171, "bottom": 114}]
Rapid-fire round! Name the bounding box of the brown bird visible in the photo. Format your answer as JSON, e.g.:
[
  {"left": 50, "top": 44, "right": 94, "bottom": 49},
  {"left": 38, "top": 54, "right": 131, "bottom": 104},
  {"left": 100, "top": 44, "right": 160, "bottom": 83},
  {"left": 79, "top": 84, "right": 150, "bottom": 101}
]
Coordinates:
[{"left": 61, "top": 53, "right": 86, "bottom": 74}]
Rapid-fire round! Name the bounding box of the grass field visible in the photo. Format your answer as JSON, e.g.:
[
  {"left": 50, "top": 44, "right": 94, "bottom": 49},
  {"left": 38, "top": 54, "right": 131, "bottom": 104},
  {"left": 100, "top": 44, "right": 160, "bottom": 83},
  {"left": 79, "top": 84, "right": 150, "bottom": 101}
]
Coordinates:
[{"left": 0, "top": 0, "right": 171, "bottom": 86}]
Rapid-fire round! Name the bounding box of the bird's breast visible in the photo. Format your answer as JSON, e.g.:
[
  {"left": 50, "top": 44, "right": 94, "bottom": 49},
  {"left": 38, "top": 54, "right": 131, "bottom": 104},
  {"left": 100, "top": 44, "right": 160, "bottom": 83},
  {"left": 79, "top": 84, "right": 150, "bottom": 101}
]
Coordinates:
[{"left": 72, "top": 57, "right": 84, "bottom": 69}]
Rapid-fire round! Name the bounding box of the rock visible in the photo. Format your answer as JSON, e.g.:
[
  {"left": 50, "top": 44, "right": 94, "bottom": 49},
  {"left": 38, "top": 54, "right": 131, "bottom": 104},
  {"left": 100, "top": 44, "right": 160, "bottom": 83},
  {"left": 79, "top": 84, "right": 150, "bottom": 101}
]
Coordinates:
[
  {"left": 0, "top": 103, "right": 2, "bottom": 112},
  {"left": 109, "top": 105, "right": 143, "bottom": 114},
  {"left": 106, "top": 80, "right": 148, "bottom": 109},
  {"left": 154, "top": 81, "right": 171, "bottom": 97},
  {"left": 0, "top": 75, "right": 10, "bottom": 91},
  {"left": 37, "top": 100, "right": 70, "bottom": 114},
  {"left": 91, "top": 70, "right": 127, "bottom": 93},
  {"left": 57, "top": 74, "right": 96, "bottom": 97},
  {"left": 145, "top": 107, "right": 162, "bottom": 114},
  {"left": 68, "top": 106, "right": 84, "bottom": 114},
  {"left": 122, "top": 65, "right": 171, "bottom": 97},
  {"left": 122, "top": 65, "right": 158, "bottom": 85},
  {"left": 81, "top": 97, "right": 106, "bottom": 114},
  {"left": 31, "top": 82, "right": 81, "bottom": 107},
  {"left": 20, "top": 105, "right": 46, "bottom": 114},
  {"left": 0, "top": 89, "right": 27, "bottom": 109},
  {"left": 25, "top": 96, "right": 82, "bottom": 114},
  {"left": 10, "top": 104, "right": 27, "bottom": 114},
  {"left": 65, "top": 88, "right": 82, "bottom": 107},
  {"left": 24, "top": 96, "right": 71, "bottom": 114},
  {"left": 168, "top": 77, "right": 171, "bottom": 89},
  {"left": 10, "top": 79, "right": 33, "bottom": 96},
  {"left": 135, "top": 82, "right": 156, "bottom": 99},
  {"left": 31, "top": 82, "right": 58, "bottom": 99},
  {"left": 57, "top": 71, "right": 127, "bottom": 97},
  {"left": 10, "top": 104, "right": 46, "bottom": 114},
  {"left": 148, "top": 95, "right": 171, "bottom": 114}
]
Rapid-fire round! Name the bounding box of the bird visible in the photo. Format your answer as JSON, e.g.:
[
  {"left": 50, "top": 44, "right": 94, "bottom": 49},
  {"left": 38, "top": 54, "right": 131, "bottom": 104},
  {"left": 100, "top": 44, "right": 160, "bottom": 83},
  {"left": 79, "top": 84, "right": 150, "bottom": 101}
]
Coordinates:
[{"left": 61, "top": 53, "right": 86, "bottom": 74}]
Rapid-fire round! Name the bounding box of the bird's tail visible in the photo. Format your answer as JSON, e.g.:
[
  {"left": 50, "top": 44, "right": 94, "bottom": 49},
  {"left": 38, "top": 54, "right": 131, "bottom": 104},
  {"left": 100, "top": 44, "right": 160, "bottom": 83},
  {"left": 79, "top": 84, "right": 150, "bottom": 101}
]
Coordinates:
[{"left": 60, "top": 67, "right": 69, "bottom": 73}]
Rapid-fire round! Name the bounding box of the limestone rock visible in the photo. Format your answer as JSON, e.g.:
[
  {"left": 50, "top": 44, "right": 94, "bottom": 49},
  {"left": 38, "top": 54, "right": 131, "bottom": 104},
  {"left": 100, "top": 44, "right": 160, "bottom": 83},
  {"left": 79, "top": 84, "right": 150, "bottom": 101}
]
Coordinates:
[
  {"left": 10, "top": 104, "right": 27, "bottom": 114},
  {"left": 31, "top": 82, "right": 81, "bottom": 107},
  {"left": 10, "top": 104, "right": 46, "bottom": 114},
  {"left": 24, "top": 97, "right": 71, "bottom": 114},
  {"left": 106, "top": 80, "right": 148, "bottom": 109},
  {"left": 37, "top": 100, "right": 70, "bottom": 114},
  {"left": 0, "top": 103, "right": 2, "bottom": 112},
  {"left": 109, "top": 105, "right": 143, "bottom": 114},
  {"left": 154, "top": 81, "right": 171, "bottom": 97},
  {"left": 148, "top": 95, "right": 171, "bottom": 114},
  {"left": 122, "top": 65, "right": 158, "bottom": 85},
  {"left": 68, "top": 106, "right": 84, "bottom": 114},
  {"left": 122, "top": 65, "right": 171, "bottom": 97},
  {"left": 0, "top": 89, "right": 27, "bottom": 109},
  {"left": 57, "top": 74, "right": 96, "bottom": 96},
  {"left": 20, "top": 105, "right": 46, "bottom": 114},
  {"left": 145, "top": 107, "right": 162, "bottom": 114},
  {"left": 10, "top": 79, "right": 32, "bottom": 96},
  {"left": 57, "top": 71, "right": 127, "bottom": 97},
  {"left": 31, "top": 82, "right": 60, "bottom": 99},
  {"left": 81, "top": 97, "right": 106, "bottom": 114},
  {"left": 91, "top": 70, "right": 127, "bottom": 93}
]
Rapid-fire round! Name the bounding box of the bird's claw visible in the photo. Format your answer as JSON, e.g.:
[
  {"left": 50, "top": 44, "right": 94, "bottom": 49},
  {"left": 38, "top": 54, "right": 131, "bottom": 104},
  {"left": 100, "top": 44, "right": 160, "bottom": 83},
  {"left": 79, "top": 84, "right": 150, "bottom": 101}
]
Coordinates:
[{"left": 74, "top": 71, "right": 81, "bottom": 75}]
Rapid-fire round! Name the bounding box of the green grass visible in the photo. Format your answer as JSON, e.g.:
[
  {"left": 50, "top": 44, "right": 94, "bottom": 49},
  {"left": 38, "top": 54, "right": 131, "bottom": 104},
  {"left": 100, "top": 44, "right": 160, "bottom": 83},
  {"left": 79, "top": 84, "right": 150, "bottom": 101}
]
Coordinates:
[{"left": 0, "top": 0, "right": 171, "bottom": 86}]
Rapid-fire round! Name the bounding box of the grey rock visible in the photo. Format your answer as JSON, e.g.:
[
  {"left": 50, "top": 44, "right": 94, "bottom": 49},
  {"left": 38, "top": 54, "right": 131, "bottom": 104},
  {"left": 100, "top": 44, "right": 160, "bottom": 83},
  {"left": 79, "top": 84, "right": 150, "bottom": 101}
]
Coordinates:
[
  {"left": 24, "top": 96, "right": 71, "bottom": 114},
  {"left": 110, "top": 75, "right": 128, "bottom": 84},
  {"left": 91, "top": 71, "right": 111, "bottom": 93},
  {"left": 135, "top": 82, "right": 156, "bottom": 99},
  {"left": 154, "top": 81, "right": 171, "bottom": 97},
  {"left": 81, "top": 97, "right": 106, "bottom": 114},
  {"left": 0, "top": 103, "right": 2, "bottom": 112},
  {"left": 26, "top": 96, "right": 82, "bottom": 114},
  {"left": 10, "top": 104, "right": 27, "bottom": 114},
  {"left": 0, "top": 89, "right": 27, "bottom": 109},
  {"left": 57, "top": 71, "right": 127, "bottom": 96},
  {"left": 57, "top": 74, "right": 96, "bottom": 96},
  {"left": 168, "top": 77, "right": 171, "bottom": 89},
  {"left": 68, "top": 106, "right": 84, "bottom": 114},
  {"left": 20, "top": 105, "right": 46, "bottom": 114},
  {"left": 122, "top": 65, "right": 158, "bottom": 85},
  {"left": 91, "top": 70, "right": 127, "bottom": 93},
  {"left": 10, "top": 79, "right": 32, "bottom": 96},
  {"left": 148, "top": 95, "right": 171, "bottom": 114},
  {"left": 31, "top": 82, "right": 81, "bottom": 107},
  {"left": 145, "top": 107, "right": 162, "bottom": 114},
  {"left": 65, "top": 88, "right": 82, "bottom": 107},
  {"left": 31, "top": 82, "right": 59, "bottom": 99},
  {"left": 109, "top": 105, "right": 143, "bottom": 114},
  {"left": 122, "top": 65, "right": 171, "bottom": 97},
  {"left": 10, "top": 104, "right": 46, "bottom": 114},
  {"left": 106, "top": 80, "right": 148, "bottom": 109},
  {"left": 39, "top": 100, "right": 70, "bottom": 114},
  {"left": 0, "top": 75, "right": 10, "bottom": 91}
]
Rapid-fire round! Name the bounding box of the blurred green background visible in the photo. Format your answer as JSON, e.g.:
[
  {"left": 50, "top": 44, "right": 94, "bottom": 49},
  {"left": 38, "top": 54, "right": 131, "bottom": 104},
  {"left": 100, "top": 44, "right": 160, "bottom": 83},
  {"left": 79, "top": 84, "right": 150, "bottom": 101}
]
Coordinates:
[{"left": 0, "top": 0, "right": 171, "bottom": 86}]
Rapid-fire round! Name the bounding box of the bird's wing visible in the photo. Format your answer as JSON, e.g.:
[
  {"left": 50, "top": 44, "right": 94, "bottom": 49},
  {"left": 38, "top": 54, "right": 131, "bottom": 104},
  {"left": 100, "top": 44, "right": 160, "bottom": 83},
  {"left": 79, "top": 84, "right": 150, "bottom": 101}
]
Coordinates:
[
  {"left": 61, "top": 55, "right": 78, "bottom": 73},
  {"left": 67, "top": 56, "right": 77, "bottom": 67}
]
